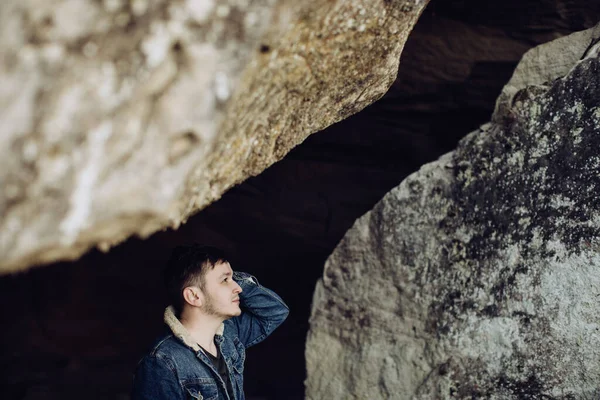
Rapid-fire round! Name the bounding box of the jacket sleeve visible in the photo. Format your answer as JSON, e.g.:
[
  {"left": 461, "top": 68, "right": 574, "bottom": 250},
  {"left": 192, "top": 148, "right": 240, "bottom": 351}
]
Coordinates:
[
  {"left": 131, "top": 354, "right": 184, "bottom": 400},
  {"left": 230, "top": 271, "right": 290, "bottom": 348}
]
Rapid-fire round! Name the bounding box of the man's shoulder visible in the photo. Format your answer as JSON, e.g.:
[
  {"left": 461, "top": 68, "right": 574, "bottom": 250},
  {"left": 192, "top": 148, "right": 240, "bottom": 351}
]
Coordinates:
[
  {"left": 145, "top": 332, "right": 191, "bottom": 359},
  {"left": 133, "top": 333, "right": 219, "bottom": 399},
  {"left": 137, "top": 332, "right": 202, "bottom": 374}
]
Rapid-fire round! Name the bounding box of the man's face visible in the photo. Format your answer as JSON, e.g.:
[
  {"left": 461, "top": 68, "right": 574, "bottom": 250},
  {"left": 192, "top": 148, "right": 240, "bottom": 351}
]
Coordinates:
[{"left": 201, "top": 261, "right": 242, "bottom": 319}]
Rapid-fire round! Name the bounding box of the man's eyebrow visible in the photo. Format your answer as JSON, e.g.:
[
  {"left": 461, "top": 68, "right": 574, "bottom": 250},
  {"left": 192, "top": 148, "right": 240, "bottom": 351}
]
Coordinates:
[{"left": 219, "top": 271, "right": 233, "bottom": 278}]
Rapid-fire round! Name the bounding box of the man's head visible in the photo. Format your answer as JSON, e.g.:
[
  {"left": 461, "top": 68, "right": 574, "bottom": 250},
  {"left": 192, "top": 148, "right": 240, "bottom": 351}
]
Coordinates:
[{"left": 164, "top": 244, "right": 242, "bottom": 318}]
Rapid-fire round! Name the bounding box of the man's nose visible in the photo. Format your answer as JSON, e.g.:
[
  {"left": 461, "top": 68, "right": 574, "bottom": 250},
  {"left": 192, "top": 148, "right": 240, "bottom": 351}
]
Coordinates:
[{"left": 233, "top": 281, "right": 242, "bottom": 293}]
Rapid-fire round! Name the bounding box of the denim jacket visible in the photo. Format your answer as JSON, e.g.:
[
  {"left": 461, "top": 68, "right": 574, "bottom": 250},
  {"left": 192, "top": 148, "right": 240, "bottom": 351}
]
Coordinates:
[{"left": 131, "top": 272, "right": 289, "bottom": 400}]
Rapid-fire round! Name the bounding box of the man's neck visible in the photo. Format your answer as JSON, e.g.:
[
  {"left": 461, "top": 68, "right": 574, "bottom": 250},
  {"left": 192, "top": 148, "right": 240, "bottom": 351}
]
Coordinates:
[{"left": 179, "top": 308, "right": 223, "bottom": 357}]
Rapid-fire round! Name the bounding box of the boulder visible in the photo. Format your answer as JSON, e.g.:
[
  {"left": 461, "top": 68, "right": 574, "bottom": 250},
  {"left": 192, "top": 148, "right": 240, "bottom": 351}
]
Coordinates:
[
  {"left": 306, "top": 24, "right": 600, "bottom": 399},
  {"left": 0, "top": 0, "right": 428, "bottom": 273}
]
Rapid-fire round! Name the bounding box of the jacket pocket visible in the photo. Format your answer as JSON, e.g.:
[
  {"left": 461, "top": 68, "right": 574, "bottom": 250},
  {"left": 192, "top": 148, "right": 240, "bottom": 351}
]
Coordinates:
[{"left": 183, "top": 381, "right": 219, "bottom": 400}]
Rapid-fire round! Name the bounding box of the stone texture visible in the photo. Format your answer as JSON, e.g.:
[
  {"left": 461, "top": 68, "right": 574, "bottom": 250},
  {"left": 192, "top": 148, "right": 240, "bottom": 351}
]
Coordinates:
[
  {"left": 0, "top": 0, "right": 428, "bottom": 273},
  {"left": 3, "top": 2, "right": 600, "bottom": 399},
  {"left": 306, "top": 24, "right": 600, "bottom": 399}
]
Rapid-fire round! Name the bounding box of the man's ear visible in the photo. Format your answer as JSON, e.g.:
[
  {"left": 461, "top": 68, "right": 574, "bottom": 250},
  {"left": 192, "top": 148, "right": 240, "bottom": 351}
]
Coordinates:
[{"left": 183, "top": 287, "right": 204, "bottom": 307}]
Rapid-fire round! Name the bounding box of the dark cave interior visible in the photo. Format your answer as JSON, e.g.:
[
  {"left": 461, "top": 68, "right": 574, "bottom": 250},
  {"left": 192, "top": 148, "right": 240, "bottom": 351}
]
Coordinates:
[{"left": 1, "top": 1, "right": 599, "bottom": 399}]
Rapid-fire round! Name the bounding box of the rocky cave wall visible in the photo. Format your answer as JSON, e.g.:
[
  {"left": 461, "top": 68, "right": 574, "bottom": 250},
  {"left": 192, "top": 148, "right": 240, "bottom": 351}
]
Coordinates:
[
  {"left": 2, "top": 0, "right": 600, "bottom": 399},
  {"left": 0, "top": 0, "right": 427, "bottom": 273},
  {"left": 306, "top": 23, "right": 600, "bottom": 399}
]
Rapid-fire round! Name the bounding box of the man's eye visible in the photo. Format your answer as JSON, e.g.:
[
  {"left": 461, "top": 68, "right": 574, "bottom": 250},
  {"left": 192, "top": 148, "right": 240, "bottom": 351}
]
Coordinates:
[{"left": 223, "top": 278, "right": 228, "bottom": 283}]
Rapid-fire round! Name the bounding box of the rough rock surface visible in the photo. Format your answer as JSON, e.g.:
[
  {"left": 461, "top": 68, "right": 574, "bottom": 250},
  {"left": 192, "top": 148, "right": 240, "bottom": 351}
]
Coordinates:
[
  {"left": 0, "top": 0, "right": 428, "bottom": 273},
  {"left": 306, "top": 25, "right": 600, "bottom": 399}
]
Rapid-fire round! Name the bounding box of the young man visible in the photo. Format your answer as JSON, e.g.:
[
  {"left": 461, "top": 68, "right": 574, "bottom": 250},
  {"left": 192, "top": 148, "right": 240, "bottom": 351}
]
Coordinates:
[{"left": 132, "top": 245, "right": 289, "bottom": 400}]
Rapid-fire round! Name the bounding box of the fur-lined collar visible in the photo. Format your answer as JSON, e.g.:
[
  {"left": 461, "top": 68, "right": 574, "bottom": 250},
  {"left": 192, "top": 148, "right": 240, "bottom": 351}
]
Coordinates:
[{"left": 163, "top": 306, "right": 225, "bottom": 352}]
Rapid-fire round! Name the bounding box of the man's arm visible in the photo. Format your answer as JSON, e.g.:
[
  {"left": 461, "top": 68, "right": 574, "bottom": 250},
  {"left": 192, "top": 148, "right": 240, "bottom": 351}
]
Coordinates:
[
  {"left": 131, "top": 354, "right": 184, "bottom": 400},
  {"left": 230, "top": 271, "right": 289, "bottom": 348}
]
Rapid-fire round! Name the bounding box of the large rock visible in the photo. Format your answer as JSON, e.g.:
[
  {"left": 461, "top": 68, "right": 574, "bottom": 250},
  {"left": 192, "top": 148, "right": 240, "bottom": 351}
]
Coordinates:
[
  {"left": 0, "top": 0, "right": 428, "bottom": 273},
  {"left": 306, "top": 24, "right": 600, "bottom": 399}
]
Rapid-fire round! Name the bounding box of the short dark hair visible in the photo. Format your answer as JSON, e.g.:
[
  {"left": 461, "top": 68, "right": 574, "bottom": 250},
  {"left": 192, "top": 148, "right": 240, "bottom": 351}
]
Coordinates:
[{"left": 163, "top": 244, "right": 228, "bottom": 315}]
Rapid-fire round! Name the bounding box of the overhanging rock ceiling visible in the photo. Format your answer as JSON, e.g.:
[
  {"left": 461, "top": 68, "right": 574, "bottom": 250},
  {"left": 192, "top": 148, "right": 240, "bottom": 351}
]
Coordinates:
[{"left": 0, "top": 0, "right": 428, "bottom": 273}]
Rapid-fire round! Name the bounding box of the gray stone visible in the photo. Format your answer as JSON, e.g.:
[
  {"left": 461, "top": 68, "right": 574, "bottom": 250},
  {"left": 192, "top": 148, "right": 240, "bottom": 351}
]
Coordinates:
[
  {"left": 0, "top": 0, "right": 428, "bottom": 273},
  {"left": 306, "top": 24, "right": 600, "bottom": 399}
]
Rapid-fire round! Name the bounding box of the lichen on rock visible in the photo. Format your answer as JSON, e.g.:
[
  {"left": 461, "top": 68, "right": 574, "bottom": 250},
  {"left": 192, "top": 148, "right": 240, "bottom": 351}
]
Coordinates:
[{"left": 306, "top": 23, "right": 600, "bottom": 399}]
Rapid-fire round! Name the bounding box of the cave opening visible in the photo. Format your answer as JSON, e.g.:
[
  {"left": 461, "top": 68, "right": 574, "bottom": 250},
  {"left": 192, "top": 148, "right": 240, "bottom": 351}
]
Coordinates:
[{"left": 1, "top": 1, "right": 599, "bottom": 399}]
